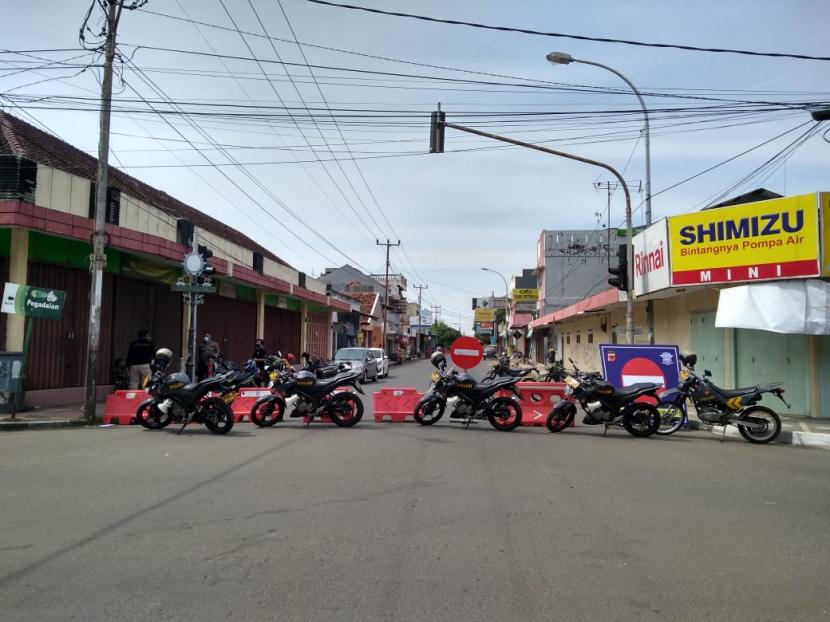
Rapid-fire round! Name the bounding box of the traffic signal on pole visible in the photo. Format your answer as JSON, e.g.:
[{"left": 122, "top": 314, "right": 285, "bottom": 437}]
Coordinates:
[
  {"left": 472, "top": 297, "right": 478, "bottom": 310},
  {"left": 429, "top": 109, "right": 446, "bottom": 153},
  {"left": 608, "top": 243, "right": 628, "bottom": 291},
  {"left": 197, "top": 245, "right": 215, "bottom": 284}
]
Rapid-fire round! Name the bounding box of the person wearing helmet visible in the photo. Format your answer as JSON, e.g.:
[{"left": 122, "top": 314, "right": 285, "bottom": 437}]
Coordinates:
[
  {"left": 127, "top": 328, "right": 155, "bottom": 389},
  {"left": 284, "top": 353, "right": 296, "bottom": 368}
]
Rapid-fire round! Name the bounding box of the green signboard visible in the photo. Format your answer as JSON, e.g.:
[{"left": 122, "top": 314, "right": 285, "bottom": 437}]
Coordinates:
[{"left": 1, "top": 282, "right": 66, "bottom": 320}]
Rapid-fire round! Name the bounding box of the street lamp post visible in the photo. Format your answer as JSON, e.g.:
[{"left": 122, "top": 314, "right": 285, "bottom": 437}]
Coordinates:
[
  {"left": 547, "top": 52, "right": 652, "bottom": 343},
  {"left": 481, "top": 267, "right": 510, "bottom": 355}
]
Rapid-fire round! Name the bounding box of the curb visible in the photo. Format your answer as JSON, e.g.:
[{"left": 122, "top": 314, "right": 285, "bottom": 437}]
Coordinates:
[
  {"left": 709, "top": 425, "right": 830, "bottom": 450},
  {"left": 0, "top": 419, "right": 88, "bottom": 432}
]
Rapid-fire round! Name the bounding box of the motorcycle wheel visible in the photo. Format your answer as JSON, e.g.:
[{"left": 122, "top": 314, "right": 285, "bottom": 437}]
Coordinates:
[
  {"left": 545, "top": 403, "right": 576, "bottom": 433},
  {"left": 738, "top": 406, "right": 781, "bottom": 444},
  {"left": 487, "top": 397, "right": 522, "bottom": 432},
  {"left": 328, "top": 392, "right": 364, "bottom": 427},
  {"left": 201, "top": 397, "right": 235, "bottom": 435},
  {"left": 249, "top": 399, "right": 284, "bottom": 427},
  {"left": 135, "top": 401, "right": 172, "bottom": 430},
  {"left": 622, "top": 403, "right": 660, "bottom": 437},
  {"left": 413, "top": 398, "right": 445, "bottom": 425},
  {"left": 655, "top": 402, "right": 685, "bottom": 435}
]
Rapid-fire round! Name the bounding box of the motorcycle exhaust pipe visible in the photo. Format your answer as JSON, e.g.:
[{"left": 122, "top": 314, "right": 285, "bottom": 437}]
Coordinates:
[{"left": 732, "top": 417, "right": 767, "bottom": 432}]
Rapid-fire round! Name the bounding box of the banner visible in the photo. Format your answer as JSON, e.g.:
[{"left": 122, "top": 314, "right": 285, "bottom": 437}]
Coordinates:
[
  {"left": 668, "top": 193, "right": 820, "bottom": 286},
  {"left": 474, "top": 307, "right": 495, "bottom": 322},
  {"left": 599, "top": 344, "right": 681, "bottom": 391},
  {"left": 2, "top": 282, "right": 66, "bottom": 320},
  {"left": 512, "top": 288, "right": 538, "bottom": 302},
  {"left": 633, "top": 219, "right": 670, "bottom": 296},
  {"left": 822, "top": 192, "right": 830, "bottom": 277}
]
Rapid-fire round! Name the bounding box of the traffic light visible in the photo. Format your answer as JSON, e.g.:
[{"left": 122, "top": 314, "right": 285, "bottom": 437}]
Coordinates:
[
  {"left": 608, "top": 243, "right": 629, "bottom": 292},
  {"left": 429, "top": 109, "right": 445, "bottom": 153},
  {"left": 197, "top": 245, "right": 215, "bottom": 284},
  {"left": 472, "top": 297, "right": 478, "bottom": 310}
]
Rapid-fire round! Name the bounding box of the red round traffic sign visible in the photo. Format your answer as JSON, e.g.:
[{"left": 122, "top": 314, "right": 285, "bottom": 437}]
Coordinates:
[
  {"left": 621, "top": 357, "right": 666, "bottom": 389},
  {"left": 449, "top": 336, "right": 484, "bottom": 370}
]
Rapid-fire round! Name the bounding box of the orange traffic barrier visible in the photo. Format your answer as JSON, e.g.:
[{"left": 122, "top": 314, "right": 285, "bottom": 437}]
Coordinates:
[
  {"left": 231, "top": 387, "right": 273, "bottom": 423},
  {"left": 102, "top": 389, "right": 148, "bottom": 424},
  {"left": 373, "top": 387, "right": 423, "bottom": 423},
  {"left": 514, "top": 381, "right": 570, "bottom": 427}
]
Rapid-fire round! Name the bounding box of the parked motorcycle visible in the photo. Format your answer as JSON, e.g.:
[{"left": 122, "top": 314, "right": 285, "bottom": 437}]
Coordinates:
[
  {"left": 135, "top": 349, "right": 257, "bottom": 435},
  {"left": 657, "top": 354, "right": 787, "bottom": 443},
  {"left": 545, "top": 359, "right": 661, "bottom": 437},
  {"left": 413, "top": 351, "right": 531, "bottom": 431},
  {"left": 249, "top": 361, "right": 365, "bottom": 428},
  {"left": 481, "top": 355, "right": 528, "bottom": 382}
]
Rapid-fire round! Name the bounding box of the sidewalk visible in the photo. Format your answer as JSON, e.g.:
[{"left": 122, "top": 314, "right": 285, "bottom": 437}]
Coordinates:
[
  {"left": 0, "top": 403, "right": 99, "bottom": 431},
  {"left": 702, "top": 414, "right": 830, "bottom": 450}
]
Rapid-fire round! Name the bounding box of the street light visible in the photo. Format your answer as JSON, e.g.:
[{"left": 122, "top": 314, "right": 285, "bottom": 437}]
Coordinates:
[
  {"left": 481, "top": 267, "right": 510, "bottom": 355},
  {"left": 547, "top": 51, "right": 651, "bottom": 343}
]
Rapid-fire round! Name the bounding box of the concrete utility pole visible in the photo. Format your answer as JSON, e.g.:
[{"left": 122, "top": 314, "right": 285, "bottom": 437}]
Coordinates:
[
  {"left": 413, "top": 284, "right": 427, "bottom": 354},
  {"left": 186, "top": 231, "right": 199, "bottom": 381},
  {"left": 376, "top": 239, "right": 400, "bottom": 352},
  {"left": 82, "top": 0, "right": 122, "bottom": 423}
]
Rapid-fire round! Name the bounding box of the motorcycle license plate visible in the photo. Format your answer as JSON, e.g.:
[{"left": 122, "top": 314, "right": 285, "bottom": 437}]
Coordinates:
[
  {"left": 431, "top": 371, "right": 440, "bottom": 383},
  {"left": 222, "top": 392, "right": 239, "bottom": 404}
]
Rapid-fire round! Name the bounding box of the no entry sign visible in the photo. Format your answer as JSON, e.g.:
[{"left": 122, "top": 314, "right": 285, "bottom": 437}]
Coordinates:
[
  {"left": 449, "top": 336, "right": 484, "bottom": 370},
  {"left": 599, "top": 344, "right": 681, "bottom": 392}
]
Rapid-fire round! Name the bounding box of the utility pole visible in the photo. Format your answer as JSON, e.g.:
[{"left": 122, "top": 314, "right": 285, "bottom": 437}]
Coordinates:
[
  {"left": 186, "top": 231, "right": 199, "bottom": 381},
  {"left": 82, "top": 0, "right": 124, "bottom": 423},
  {"left": 376, "top": 239, "right": 400, "bottom": 353},
  {"left": 413, "top": 284, "right": 427, "bottom": 355}
]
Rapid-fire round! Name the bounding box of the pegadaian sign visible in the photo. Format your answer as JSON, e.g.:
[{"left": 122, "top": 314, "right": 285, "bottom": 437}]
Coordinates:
[{"left": 668, "top": 193, "right": 821, "bottom": 286}]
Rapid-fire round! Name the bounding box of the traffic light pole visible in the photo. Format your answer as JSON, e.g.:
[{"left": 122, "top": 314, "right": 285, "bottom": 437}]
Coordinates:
[
  {"left": 433, "top": 116, "right": 634, "bottom": 343},
  {"left": 186, "top": 230, "right": 198, "bottom": 381}
]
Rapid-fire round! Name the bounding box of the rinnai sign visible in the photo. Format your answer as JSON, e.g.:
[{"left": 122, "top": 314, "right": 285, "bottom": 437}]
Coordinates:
[
  {"left": 668, "top": 193, "right": 821, "bottom": 286},
  {"left": 632, "top": 219, "right": 671, "bottom": 296}
]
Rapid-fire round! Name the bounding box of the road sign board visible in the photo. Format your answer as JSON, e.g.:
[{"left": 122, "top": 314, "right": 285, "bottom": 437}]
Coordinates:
[
  {"left": 599, "top": 344, "right": 681, "bottom": 392},
  {"left": 171, "top": 283, "right": 217, "bottom": 293},
  {"left": 449, "top": 335, "right": 484, "bottom": 369}
]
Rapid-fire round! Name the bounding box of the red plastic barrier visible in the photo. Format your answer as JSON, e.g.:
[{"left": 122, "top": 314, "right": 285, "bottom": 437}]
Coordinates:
[
  {"left": 231, "top": 387, "right": 273, "bottom": 423},
  {"left": 514, "top": 381, "right": 570, "bottom": 427},
  {"left": 373, "top": 387, "right": 423, "bottom": 423},
  {"left": 102, "top": 389, "right": 148, "bottom": 425}
]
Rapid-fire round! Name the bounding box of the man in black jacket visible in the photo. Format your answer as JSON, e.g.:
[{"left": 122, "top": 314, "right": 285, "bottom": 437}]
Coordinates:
[{"left": 127, "top": 328, "right": 155, "bottom": 389}]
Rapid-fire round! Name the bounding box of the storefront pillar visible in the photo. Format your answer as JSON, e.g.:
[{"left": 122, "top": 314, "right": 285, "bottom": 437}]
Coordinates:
[{"left": 6, "top": 228, "right": 29, "bottom": 350}]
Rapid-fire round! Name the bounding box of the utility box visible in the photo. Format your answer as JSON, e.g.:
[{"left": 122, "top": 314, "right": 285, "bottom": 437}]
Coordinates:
[{"left": 0, "top": 351, "right": 24, "bottom": 412}]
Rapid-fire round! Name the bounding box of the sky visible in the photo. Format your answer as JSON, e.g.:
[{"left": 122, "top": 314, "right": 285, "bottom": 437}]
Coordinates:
[{"left": 2, "top": 0, "right": 829, "bottom": 331}]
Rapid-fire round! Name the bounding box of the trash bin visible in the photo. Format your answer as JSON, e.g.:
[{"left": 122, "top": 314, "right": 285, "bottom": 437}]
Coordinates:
[{"left": 0, "top": 351, "right": 24, "bottom": 412}]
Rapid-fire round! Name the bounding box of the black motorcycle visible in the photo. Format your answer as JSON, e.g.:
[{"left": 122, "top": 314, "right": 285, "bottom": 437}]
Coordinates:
[
  {"left": 136, "top": 357, "right": 257, "bottom": 435},
  {"left": 481, "top": 355, "right": 529, "bottom": 382},
  {"left": 250, "top": 362, "right": 365, "bottom": 428},
  {"left": 658, "top": 354, "right": 787, "bottom": 444},
  {"left": 413, "top": 353, "right": 531, "bottom": 431},
  {"left": 545, "top": 360, "right": 661, "bottom": 437}
]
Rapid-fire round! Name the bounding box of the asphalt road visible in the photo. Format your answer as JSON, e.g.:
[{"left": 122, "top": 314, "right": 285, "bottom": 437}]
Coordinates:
[{"left": 1, "top": 358, "right": 829, "bottom": 621}]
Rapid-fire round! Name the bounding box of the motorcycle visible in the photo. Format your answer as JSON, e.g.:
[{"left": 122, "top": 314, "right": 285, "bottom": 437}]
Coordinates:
[
  {"left": 136, "top": 356, "right": 257, "bottom": 435},
  {"left": 249, "top": 361, "right": 365, "bottom": 428},
  {"left": 481, "top": 355, "right": 529, "bottom": 382},
  {"left": 657, "top": 354, "right": 787, "bottom": 444},
  {"left": 545, "top": 359, "right": 662, "bottom": 437},
  {"left": 413, "top": 352, "right": 531, "bottom": 431}
]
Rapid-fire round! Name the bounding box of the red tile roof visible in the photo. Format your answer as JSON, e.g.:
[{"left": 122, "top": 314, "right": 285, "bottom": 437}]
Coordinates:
[{"left": 0, "top": 112, "right": 292, "bottom": 268}]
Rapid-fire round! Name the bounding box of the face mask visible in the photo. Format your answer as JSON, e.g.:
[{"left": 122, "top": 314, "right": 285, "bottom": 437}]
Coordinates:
[{"left": 204, "top": 336, "right": 210, "bottom": 342}]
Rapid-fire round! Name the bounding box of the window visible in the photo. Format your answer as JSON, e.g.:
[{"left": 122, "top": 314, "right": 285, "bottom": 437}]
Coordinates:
[
  {"left": 588, "top": 330, "right": 594, "bottom": 344},
  {"left": 576, "top": 332, "right": 581, "bottom": 344},
  {"left": 253, "top": 251, "right": 264, "bottom": 274},
  {"left": 88, "top": 183, "right": 120, "bottom": 225},
  {"left": 566, "top": 334, "right": 571, "bottom": 345}
]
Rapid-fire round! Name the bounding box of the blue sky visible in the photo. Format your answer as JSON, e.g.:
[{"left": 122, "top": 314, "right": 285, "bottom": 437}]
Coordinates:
[{"left": 3, "top": 0, "right": 828, "bottom": 329}]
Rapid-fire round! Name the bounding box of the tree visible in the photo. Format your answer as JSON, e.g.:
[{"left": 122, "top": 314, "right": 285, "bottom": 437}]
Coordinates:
[{"left": 430, "top": 321, "right": 461, "bottom": 347}]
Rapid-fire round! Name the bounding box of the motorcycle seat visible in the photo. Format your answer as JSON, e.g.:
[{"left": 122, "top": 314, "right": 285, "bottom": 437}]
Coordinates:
[
  {"left": 613, "top": 382, "right": 662, "bottom": 398},
  {"left": 711, "top": 384, "right": 759, "bottom": 398}
]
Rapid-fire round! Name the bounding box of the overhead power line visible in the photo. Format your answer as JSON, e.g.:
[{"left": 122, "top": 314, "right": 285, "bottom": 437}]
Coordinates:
[{"left": 304, "top": 0, "right": 830, "bottom": 62}]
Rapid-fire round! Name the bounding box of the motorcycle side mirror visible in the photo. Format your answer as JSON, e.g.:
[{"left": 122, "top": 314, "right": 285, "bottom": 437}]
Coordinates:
[{"left": 704, "top": 369, "right": 712, "bottom": 377}]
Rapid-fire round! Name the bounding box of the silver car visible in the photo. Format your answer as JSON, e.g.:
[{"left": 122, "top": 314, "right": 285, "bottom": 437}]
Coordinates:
[
  {"left": 369, "top": 348, "right": 390, "bottom": 379},
  {"left": 334, "top": 347, "right": 378, "bottom": 383}
]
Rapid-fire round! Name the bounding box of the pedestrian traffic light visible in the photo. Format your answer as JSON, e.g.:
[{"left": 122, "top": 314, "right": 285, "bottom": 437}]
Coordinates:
[
  {"left": 429, "top": 109, "right": 445, "bottom": 153},
  {"left": 608, "top": 243, "right": 629, "bottom": 291}
]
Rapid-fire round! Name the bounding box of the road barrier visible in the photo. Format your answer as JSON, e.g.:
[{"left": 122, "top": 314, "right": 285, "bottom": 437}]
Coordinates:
[
  {"left": 231, "top": 387, "right": 272, "bottom": 423},
  {"left": 102, "top": 390, "right": 147, "bottom": 424},
  {"left": 506, "top": 381, "right": 571, "bottom": 427},
  {"left": 373, "top": 387, "right": 422, "bottom": 422}
]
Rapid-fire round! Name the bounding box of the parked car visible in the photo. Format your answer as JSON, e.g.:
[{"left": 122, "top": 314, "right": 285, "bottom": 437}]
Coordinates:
[
  {"left": 369, "top": 348, "right": 390, "bottom": 379},
  {"left": 334, "top": 347, "right": 378, "bottom": 383}
]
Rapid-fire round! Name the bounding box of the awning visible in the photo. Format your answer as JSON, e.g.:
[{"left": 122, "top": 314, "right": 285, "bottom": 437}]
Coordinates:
[
  {"left": 509, "top": 313, "right": 533, "bottom": 329},
  {"left": 715, "top": 280, "right": 830, "bottom": 335}
]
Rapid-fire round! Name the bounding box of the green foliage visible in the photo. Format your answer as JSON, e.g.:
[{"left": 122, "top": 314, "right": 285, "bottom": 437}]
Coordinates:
[{"left": 430, "top": 321, "right": 461, "bottom": 347}]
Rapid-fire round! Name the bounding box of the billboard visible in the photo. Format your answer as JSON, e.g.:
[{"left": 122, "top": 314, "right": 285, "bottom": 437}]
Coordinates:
[
  {"left": 632, "top": 219, "right": 670, "bottom": 296},
  {"left": 474, "top": 307, "right": 495, "bottom": 322},
  {"left": 668, "top": 193, "right": 820, "bottom": 286},
  {"left": 512, "top": 288, "right": 538, "bottom": 302},
  {"left": 822, "top": 192, "right": 830, "bottom": 277},
  {"left": 2, "top": 283, "right": 66, "bottom": 320}
]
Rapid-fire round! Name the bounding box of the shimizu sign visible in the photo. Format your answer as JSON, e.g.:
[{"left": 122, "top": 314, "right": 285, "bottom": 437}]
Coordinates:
[
  {"left": 821, "top": 192, "right": 830, "bottom": 277},
  {"left": 512, "top": 288, "right": 538, "bottom": 302},
  {"left": 632, "top": 219, "right": 670, "bottom": 296},
  {"left": 1, "top": 283, "right": 66, "bottom": 320},
  {"left": 474, "top": 307, "right": 495, "bottom": 322},
  {"left": 668, "top": 193, "right": 821, "bottom": 286}
]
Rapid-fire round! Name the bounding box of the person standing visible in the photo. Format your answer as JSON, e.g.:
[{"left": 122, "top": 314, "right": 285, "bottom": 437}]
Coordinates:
[
  {"left": 197, "top": 332, "right": 220, "bottom": 380},
  {"left": 252, "top": 338, "right": 268, "bottom": 386},
  {"left": 126, "top": 328, "right": 155, "bottom": 389}
]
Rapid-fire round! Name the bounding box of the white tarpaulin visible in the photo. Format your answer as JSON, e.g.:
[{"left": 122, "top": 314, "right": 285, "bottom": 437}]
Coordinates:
[{"left": 715, "top": 280, "right": 830, "bottom": 334}]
